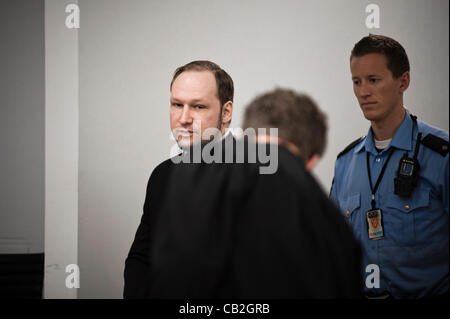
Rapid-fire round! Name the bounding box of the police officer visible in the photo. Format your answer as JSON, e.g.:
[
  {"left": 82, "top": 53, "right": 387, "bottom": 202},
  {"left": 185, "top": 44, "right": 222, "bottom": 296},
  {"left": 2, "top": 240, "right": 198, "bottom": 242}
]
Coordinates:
[{"left": 330, "top": 34, "right": 449, "bottom": 299}]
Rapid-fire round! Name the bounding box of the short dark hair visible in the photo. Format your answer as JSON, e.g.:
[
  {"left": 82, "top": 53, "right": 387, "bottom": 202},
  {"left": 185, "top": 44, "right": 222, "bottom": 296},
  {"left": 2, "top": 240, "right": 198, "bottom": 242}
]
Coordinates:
[
  {"left": 243, "top": 88, "right": 327, "bottom": 162},
  {"left": 170, "top": 60, "right": 234, "bottom": 106},
  {"left": 351, "top": 34, "right": 410, "bottom": 78}
]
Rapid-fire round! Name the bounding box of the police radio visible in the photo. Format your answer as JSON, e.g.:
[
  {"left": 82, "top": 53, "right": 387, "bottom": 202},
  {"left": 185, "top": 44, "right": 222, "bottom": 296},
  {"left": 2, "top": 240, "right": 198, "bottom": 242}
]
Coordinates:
[{"left": 394, "top": 132, "right": 422, "bottom": 197}]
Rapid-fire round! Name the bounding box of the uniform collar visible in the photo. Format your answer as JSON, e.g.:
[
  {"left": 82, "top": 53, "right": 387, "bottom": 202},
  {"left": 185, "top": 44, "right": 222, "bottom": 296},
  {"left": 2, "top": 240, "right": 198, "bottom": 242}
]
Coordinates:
[{"left": 355, "top": 109, "right": 413, "bottom": 155}]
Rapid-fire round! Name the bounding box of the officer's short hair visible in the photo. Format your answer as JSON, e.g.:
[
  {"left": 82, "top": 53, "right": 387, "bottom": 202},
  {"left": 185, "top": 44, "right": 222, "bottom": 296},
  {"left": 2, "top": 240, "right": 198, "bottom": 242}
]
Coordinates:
[
  {"left": 170, "top": 60, "right": 234, "bottom": 107},
  {"left": 242, "top": 88, "right": 327, "bottom": 162},
  {"left": 351, "top": 34, "right": 410, "bottom": 78}
]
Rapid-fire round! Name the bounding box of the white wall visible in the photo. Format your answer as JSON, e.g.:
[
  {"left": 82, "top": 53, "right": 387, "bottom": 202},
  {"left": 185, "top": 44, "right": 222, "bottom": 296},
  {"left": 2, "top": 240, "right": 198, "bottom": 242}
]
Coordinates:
[{"left": 77, "top": 0, "right": 449, "bottom": 298}]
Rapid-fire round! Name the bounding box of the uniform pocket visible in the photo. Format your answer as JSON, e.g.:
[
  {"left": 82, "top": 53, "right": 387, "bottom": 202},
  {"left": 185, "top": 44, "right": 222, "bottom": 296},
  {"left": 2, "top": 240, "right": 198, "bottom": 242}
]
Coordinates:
[
  {"left": 342, "top": 193, "right": 361, "bottom": 219},
  {"left": 386, "top": 190, "right": 430, "bottom": 213},
  {"left": 383, "top": 189, "right": 431, "bottom": 246}
]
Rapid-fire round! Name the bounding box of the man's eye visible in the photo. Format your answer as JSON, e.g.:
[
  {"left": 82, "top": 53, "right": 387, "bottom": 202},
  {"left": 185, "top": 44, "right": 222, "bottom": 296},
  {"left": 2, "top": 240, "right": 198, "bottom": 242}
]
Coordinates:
[
  {"left": 194, "top": 105, "right": 206, "bottom": 109},
  {"left": 353, "top": 80, "right": 360, "bottom": 85},
  {"left": 172, "top": 103, "right": 183, "bottom": 107},
  {"left": 369, "top": 78, "right": 378, "bottom": 83}
]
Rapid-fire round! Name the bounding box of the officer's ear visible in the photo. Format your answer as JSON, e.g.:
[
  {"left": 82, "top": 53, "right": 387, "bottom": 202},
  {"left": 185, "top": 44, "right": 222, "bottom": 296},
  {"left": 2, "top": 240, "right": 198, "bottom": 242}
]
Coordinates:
[
  {"left": 398, "top": 71, "right": 410, "bottom": 94},
  {"left": 305, "top": 154, "right": 320, "bottom": 171}
]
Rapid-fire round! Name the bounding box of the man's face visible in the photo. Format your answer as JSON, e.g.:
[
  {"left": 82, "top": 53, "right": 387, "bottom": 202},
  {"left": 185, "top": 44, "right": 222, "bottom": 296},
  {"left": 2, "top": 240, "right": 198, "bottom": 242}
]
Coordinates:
[
  {"left": 170, "top": 71, "right": 222, "bottom": 148},
  {"left": 350, "top": 53, "right": 406, "bottom": 123}
]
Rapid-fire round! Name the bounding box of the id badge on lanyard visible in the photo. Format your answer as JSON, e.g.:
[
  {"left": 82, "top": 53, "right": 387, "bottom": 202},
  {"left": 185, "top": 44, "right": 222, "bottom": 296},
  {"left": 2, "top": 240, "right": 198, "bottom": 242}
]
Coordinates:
[
  {"left": 366, "top": 150, "right": 394, "bottom": 241},
  {"left": 366, "top": 208, "right": 384, "bottom": 240}
]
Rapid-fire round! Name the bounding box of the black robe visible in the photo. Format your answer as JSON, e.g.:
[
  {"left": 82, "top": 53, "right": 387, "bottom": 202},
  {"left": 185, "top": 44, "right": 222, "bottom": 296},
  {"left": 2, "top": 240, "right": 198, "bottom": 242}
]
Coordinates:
[{"left": 124, "top": 140, "right": 362, "bottom": 298}]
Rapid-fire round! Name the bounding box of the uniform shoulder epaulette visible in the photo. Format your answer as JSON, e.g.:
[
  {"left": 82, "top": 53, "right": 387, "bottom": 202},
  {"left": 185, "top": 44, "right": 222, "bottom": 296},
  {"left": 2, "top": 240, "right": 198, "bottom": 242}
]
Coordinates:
[
  {"left": 337, "top": 136, "right": 365, "bottom": 158},
  {"left": 421, "top": 134, "right": 449, "bottom": 156}
]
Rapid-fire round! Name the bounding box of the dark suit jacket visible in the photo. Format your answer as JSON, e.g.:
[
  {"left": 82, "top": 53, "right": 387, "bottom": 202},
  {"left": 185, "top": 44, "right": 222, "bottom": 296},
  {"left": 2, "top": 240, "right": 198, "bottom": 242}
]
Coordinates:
[{"left": 124, "top": 140, "right": 362, "bottom": 298}]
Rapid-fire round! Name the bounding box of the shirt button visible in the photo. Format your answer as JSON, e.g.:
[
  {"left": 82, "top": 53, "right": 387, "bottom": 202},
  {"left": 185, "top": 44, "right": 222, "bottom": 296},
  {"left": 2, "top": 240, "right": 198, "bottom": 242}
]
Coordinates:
[
  {"left": 376, "top": 158, "right": 381, "bottom": 162},
  {"left": 404, "top": 204, "right": 410, "bottom": 210},
  {"left": 346, "top": 209, "right": 350, "bottom": 216}
]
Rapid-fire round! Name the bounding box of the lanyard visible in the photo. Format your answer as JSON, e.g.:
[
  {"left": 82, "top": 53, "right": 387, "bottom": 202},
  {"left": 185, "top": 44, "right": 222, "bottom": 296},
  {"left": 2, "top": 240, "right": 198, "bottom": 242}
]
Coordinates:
[{"left": 366, "top": 150, "right": 394, "bottom": 209}]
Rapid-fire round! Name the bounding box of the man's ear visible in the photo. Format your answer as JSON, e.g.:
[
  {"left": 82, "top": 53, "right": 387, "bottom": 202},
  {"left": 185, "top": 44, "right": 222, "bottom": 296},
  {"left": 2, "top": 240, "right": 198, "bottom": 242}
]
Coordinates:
[
  {"left": 221, "top": 101, "right": 233, "bottom": 125},
  {"left": 305, "top": 154, "right": 320, "bottom": 171},
  {"left": 398, "top": 71, "right": 410, "bottom": 93}
]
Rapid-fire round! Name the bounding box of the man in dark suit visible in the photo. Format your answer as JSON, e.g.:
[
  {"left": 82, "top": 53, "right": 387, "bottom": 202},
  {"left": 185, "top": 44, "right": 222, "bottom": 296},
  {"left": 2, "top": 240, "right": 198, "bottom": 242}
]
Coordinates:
[
  {"left": 123, "top": 60, "right": 235, "bottom": 298},
  {"left": 124, "top": 85, "right": 362, "bottom": 298}
]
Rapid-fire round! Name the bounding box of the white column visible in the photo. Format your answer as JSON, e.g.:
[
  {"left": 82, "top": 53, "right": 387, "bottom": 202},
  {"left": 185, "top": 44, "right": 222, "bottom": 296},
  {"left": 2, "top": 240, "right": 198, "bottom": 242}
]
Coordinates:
[{"left": 44, "top": 0, "right": 79, "bottom": 299}]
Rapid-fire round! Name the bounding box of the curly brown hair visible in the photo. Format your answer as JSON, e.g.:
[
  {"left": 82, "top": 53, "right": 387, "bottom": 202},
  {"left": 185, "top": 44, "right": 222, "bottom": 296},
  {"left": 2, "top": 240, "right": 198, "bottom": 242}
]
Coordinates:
[{"left": 243, "top": 88, "right": 327, "bottom": 162}]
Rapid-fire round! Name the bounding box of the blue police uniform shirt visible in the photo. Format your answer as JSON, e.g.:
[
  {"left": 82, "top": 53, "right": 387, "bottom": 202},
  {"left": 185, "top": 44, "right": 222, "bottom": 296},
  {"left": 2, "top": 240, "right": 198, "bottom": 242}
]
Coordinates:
[{"left": 330, "top": 110, "right": 449, "bottom": 298}]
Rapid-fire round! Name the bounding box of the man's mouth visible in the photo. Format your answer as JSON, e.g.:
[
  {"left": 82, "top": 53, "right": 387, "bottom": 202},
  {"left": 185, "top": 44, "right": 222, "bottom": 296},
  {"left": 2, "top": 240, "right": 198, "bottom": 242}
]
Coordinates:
[
  {"left": 175, "top": 128, "right": 193, "bottom": 136},
  {"left": 361, "top": 102, "right": 377, "bottom": 106},
  {"left": 179, "top": 131, "right": 192, "bottom": 137}
]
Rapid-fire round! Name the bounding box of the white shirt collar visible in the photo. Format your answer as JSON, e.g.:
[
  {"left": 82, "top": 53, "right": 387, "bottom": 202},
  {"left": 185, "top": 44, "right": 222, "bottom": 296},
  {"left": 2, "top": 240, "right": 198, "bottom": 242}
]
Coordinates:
[
  {"left": 374, "top": 138, "right": 392, "bottom": 150},
  {"left": 221, "top": 127, "right": 233, "bottom": 140}
]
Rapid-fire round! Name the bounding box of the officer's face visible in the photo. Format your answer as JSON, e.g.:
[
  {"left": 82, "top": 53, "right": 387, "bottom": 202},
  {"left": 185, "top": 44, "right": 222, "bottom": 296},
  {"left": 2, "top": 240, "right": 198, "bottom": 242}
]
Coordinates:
[
  {"left": 170, "top": 71, "right": 223, "bottom": 148},
  {"left": 350, "top": 53, "right": 408, "bottom": 123}
]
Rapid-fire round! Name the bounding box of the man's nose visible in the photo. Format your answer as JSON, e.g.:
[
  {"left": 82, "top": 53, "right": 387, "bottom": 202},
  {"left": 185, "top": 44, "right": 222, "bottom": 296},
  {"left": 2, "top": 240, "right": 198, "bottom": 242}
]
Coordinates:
[
  {"left": 179, "top": 105, "right": 193, "bottom": 125},
  {"left": 358, "top": 81, "right": 371, "bottom": 98}
]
